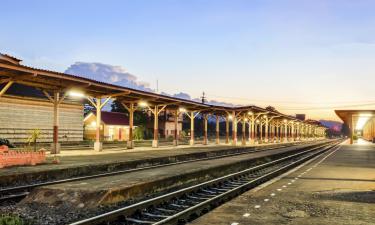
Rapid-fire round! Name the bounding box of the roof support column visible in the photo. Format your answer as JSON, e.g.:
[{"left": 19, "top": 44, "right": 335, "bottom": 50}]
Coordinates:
[
  {"left": 86, "top": 96, "right": 111, "bottom": 151},
  {"left": 153, "top": 105, "right": 159, "bottom": 148},
  {"left": 242, "top": 114, "right": 246, "bottom": 146},
  {"left": 349, "top": 114, "right": 353, "bottom": 144},
  {"left": 52, "top": 91, "right": 60, "bottom": 154},
  {"left": 95, "top": 99, "right": 103, "bottom": 151},
  {"left": 232, "top": 111, "right": 237, "bottom": 146},
  {"left": 173, "top": 109, "right": 179, "bottom": 146},
  {"left": 0, "top": 81, "right": 14, "bottom": 98},
  {"left": 121, "top": 102, "right": 135, "bottom": 149},
  {"left": 264, "top": 116, "right": 269, "bottom": 143},
  {"left": 260, "top": 121, "right": 263, "bottom": 144},
  {"left": 251, "top": 116, "right": 255, "bottom": 144},
  {"left": 43, "top": 90, "right": 67, "bottom": 154},
  {"left": 276, "top": 123, "right": 280, "bottom": 142},
  {"left": 185, "top": 111, "right": 199, "bottom": 146},
  {"left": 203, "top": 114, "right": 208, "bottom": 145},
  {"left": 215, "top": 115, "right": 220, "bottom": 144},
  {"left": 225, "top": 116, "right": 230, "bottom": 144},
  {"left": 284, "top": 120, "right": 288, "bottom": 142},
  {"left": 291, "top": 122, "right": 295, "bottom": 142}
]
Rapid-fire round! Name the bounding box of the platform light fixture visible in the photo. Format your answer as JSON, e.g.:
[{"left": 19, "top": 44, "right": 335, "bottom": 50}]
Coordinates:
[
  {"left": 248, "top": 111, "right": 253, "bottom": 115},
  {"left": 283, "top": 119, "right": 287, "bottom": 123},
  {"left": 138, "top": 101, "right": 148, "bottom": 107},
  {"left": 179, "top": 107, "right": 187, "bottom": 113},
  {"left": 228, "top": 115, "right": 233, "bottom": 120},
  {"left": 68, "top": 90, "right": 85, "bottom": 98}
]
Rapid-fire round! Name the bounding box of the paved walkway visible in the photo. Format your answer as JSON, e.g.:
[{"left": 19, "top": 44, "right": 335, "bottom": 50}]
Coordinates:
[{"left": 190, "top": 139, "right": 375, "bottom": 225}]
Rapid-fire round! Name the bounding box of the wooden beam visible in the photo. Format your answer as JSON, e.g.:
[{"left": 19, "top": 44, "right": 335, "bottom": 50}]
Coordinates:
[{"left": 0, "top": 81, "right": 14, "bottom": 97}]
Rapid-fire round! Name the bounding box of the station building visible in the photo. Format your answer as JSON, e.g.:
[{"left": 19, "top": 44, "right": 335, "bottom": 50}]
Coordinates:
[
  {"left": 84, "top": 111, "right": 132, "bottom": 141},
  {"left": 0, "top": 84, "right": 83, "bottom": 144}
]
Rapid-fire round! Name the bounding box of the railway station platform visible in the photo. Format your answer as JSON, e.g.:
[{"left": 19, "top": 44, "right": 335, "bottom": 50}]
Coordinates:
[
  {"left": 0, "top": 141, "right": 315, "bottom": 187},
  {"left": 190, "top": 139, "right": 375, "bottom": 225}
]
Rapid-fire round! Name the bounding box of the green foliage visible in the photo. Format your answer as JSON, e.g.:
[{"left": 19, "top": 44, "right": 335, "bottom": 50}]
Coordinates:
[
  {"left": 353, "top": 135, "right": 358, "bottom": 140},
  {"left": 26, "top": 129, "right": 41, "bottom": 151},
  {"left": 133, "top": 126, "right": 145, "bottom": 140},
  {"left": 0, "top": 215, "right": 30, "bottom": 225},
  {"left": 0, "top": 138, "right": 14, "bottom": 148}
]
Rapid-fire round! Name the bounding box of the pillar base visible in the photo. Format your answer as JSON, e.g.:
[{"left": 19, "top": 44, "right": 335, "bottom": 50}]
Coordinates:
[
  {"left": 94, "top": 142, "right": 102, "bottom": 151},
  {"left": 283, "top": 138, "right": 288, "bottom": 143},
  {"left": 241, "top": 140, "right": 246, "bottom": 146},
  {"left": 173, "top": 140, "right": 178, "bottom": 146},
  {"left": 127, "top": 141, "right": 134, "bottom": 149},
  {"left": 50, "top": 143, "right": 61, "bottom": 154},
  {"left": 189, "top": 139, "right": 194, "bottom": 146},
  {"left": 203, "top": 140, "right": 208, "bottom": 145},
  {"left": 232, "top": 139, "right": 237, "bottom": 146},
  {"left": 152, "top": 140, "right": 159, "bottom": 148},
  {"left": 264, "top": 138, "right": 268, "bottom": 143},
  {"left": 215, "top": 139, "right": 220, "bottom": 144}
]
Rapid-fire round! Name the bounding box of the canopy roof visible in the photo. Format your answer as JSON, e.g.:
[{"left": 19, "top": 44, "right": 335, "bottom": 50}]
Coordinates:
[
  {"left": 0, "top": 53, "right": 319, "bottom": 125},
  {"left": 335, "top": 109, "right": 375, "bottom": 129}
]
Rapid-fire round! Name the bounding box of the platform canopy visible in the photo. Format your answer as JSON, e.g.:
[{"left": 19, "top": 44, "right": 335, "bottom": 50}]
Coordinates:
[
  {"left": 0, "top": 53, "right": 309, "bottom": 122},
  {"left": 335, "top": 109, "right": 375, "bottom": 144}
]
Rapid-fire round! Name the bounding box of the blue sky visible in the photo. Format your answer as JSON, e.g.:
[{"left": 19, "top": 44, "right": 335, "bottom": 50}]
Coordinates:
[{"left": 2, "top": 0, "right": 375, "bottom": 120}]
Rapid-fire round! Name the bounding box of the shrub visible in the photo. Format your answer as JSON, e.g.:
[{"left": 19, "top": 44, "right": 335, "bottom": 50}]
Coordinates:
[
  {"left": 26, "top": 129, "right": 41, "bottom": 151},
  {"left": 0, "top": 215, "right": 30, "bottom": 225}
]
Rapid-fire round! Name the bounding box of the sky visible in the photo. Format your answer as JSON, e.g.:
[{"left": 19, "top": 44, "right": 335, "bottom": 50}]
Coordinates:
[{"left": 1, "top": 0, "right": 375, "bottom": 121}]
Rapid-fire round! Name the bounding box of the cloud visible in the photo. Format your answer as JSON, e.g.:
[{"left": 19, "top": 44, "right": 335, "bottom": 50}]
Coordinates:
[
  {"left": 65, "top": 62, "right": 240, "bottom": 108},
  {"left": 65, "top": 62, "right": 153, "bottom": 91}
]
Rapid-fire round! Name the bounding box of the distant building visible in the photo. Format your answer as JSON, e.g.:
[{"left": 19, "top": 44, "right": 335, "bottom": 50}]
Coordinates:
[
  {"left": 146, "top": 109, "right": 183, "bottom": 138},
  {"left": 296, "top": 114, "right": 306, "bottom": 121},
  {"left": 84, "top": 111, "right": 133, "bottom": 141}
]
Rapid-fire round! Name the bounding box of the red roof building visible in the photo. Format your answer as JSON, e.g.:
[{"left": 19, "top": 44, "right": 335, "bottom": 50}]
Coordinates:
[{"left": 84, "top": 111, "right": 133, "bottom": 141}]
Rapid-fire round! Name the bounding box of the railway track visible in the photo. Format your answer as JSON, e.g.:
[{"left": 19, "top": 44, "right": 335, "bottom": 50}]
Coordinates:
[
  {"left": 69, "top": 141, "right": 340, "bottom": 225},
  {"left": 0, "top": 141, "right": 319, "bottom": 203}
]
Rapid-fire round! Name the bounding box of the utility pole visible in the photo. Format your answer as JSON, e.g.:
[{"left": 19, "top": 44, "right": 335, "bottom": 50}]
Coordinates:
[{"left": 201, "top": 92, "right": 206, "bottom": 104}]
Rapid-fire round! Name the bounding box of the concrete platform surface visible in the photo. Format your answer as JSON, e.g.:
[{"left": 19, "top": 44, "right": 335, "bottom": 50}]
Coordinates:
[{"left": 189, "top": 140, "right": 375, "bottom": 225}]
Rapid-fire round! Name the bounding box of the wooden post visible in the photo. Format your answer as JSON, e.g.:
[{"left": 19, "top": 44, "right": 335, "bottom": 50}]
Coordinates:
[
  {"left": 95, "top": 98, "right": 102, "bottom": 151},
  {"left": 190, "top": 111, "right": 195, "bottom": 146},
  {"left": 225, "top": 116, "right": 229, "bottom": 144},
  {"left": 121, "top": 102, "right": 135, "bottom": 149},
  {"left": 203, "top": 114, "right": 208, "bottom": 145},
  {"left": 242, "top": 114, "right": 246, "bottom": 146},
  {"left": 216, "top": 115, "right": 220, "bottom": 144},
  {"left": 174, "top": 109, "right": 179, "bottom": 146},
  {"left": 128, "top": 103, "right": 134, "bottom": 148},
  {"left": 264, "top": 116, "right": 269, "bottom": 143},
  {"left": 52, "top": 91, "right": 60, "bottom": 154},
  {"left": 152, "top": 105, "right": 159, "bottom": 148},
  {"left": 232, "top": 111, "right": 237, "bottom": 146},
  {"left": 284, "top": 122, "right": 288, "bottom": 142}
]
